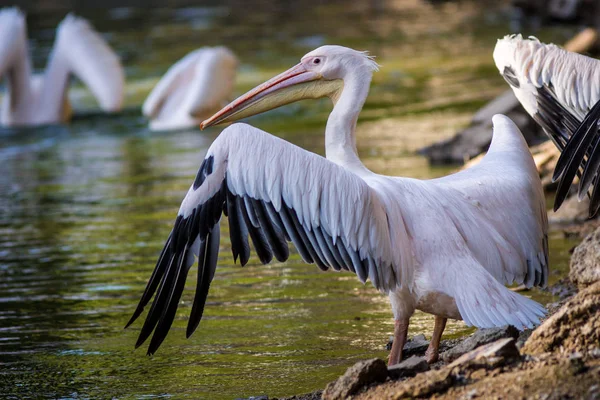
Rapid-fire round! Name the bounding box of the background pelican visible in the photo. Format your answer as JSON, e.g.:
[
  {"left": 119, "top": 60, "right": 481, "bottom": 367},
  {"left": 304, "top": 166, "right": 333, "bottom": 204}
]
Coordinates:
[
  {"left": 494, "top": 35, "right": 600, "bottom": 215},
  {"left": 0, "top": 8, "right": 124, "bottom": 127},
  {"left": 142, "top": 47, "right": 237, "bottom": 131},
  {"left": 126, "top": 45, "right": 547, "bottom": 366}
]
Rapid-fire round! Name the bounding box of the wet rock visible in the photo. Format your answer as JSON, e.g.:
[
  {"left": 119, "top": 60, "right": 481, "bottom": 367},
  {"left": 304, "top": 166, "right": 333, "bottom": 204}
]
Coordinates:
[
  {"left": 569, "top": 227, "right": 600, "bottom": 288},
  {"left": 419, "top": 93, "right": 544, "bottom": 165},
  {"left": 277, "top": 391, "right": 322, "bottom": 400},
  {"left": 442, "top": 326, "right": 519, "bottom": 362},
  {"left": 322, "top": 358, "right": 387, "bottom": 400},
  {"left": 388, "top": 356, "right": 429, "bottom": 380},
  {"left": 386, "top": 334, "right": 430, "bottom": 357},
  {"left": 522, "top": 281, "right": 600, "bottom": 355},
  {"left": 447, "top": 338, "right": 521, "bottom": 370}
]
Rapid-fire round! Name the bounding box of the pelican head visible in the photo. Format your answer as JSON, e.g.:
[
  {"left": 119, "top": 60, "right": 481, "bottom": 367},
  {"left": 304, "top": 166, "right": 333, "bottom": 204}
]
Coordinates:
[{"left": 200, "top": 45, "right": 379, "bottom": 129}]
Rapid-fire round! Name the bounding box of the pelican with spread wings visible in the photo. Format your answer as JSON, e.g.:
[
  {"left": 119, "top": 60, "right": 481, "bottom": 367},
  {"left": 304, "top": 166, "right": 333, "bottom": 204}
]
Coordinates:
[{"left": 127, "top": 45, "right": 547, "bottom": 365}]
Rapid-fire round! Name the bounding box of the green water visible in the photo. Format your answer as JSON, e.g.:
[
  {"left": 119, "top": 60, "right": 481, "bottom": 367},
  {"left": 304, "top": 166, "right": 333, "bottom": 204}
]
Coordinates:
[{"left": 0, "top": 1, "right": 581, "bottom": 399}]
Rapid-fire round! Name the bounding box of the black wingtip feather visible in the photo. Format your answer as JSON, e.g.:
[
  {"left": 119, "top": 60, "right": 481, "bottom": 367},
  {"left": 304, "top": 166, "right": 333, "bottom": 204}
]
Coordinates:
[{"left": 187, "top": 223, "right": 220, "bottom": 338}]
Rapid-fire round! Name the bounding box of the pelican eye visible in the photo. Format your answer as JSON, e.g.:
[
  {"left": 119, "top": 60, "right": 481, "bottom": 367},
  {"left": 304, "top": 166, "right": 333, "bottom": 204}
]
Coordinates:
[{"left": 313, "top": 58, "right": 321, "bottom": 65}]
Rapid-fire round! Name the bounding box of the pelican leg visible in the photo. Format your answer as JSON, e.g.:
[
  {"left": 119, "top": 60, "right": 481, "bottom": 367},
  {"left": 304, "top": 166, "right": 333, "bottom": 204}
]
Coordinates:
[
  {"left": 388, "top": 318, "right": 409, "bottom": 366},
  {"left": 425, "top": 316, "right": 447, "bottom": 364}
]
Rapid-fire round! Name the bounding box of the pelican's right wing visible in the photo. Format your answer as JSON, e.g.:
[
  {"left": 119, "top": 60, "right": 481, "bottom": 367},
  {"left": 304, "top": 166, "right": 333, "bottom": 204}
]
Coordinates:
[
  {"left": 126, "top": 123, "right": 399, "bottom": 355},
  {"left": 53, "top": 14, "right": 124, "bottom": 112}
]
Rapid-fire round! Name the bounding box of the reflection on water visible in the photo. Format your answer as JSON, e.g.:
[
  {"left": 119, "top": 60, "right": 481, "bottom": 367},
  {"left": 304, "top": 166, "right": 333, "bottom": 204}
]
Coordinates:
[{"left": 0, "top": 1, "right": 581, "bottom": 399}]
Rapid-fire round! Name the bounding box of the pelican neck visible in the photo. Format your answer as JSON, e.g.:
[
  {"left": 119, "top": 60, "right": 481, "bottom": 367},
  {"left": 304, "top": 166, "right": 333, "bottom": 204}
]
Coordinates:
[{"left": 324, "top": 72, "right": 371, "bottom": 173}]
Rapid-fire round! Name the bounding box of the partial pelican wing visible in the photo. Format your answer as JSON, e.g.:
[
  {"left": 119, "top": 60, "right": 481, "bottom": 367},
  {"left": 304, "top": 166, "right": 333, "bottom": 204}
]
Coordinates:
[
  {"left": 142, "top": 47, "right": 237, "bottom": 120},
  {"left": 142, "top": 49, "right": 207, "bottom": 119},
  {"left": 126, "top": 123, "right": 397, "bottom": 354},
  {"left": 187, "top": 47, "right": 237, "bottom": 118},
  {"left": 0, "top": 8, "right": 28, "bottom": 113},
  {"left": 54, "top": 14, "right": 124, "bottom": 112},
  {"left": 427, "top": 115, "right": 547, "bottom": 329},
  {"left": 494, "top": 35, "right": 600, "bottom": 214},
  {"left": 435, "top": 115, "right": 548, "bottom": 289}
]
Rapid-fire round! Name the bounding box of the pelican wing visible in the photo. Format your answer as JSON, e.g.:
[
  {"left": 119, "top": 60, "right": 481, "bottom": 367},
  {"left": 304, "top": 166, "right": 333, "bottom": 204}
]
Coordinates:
[
  {"left": 0, "top": 8, "right": 28, "bottom": 112},
  {"left": 424, "top": 115, "right": 547, "bottom": 329},
  {"left": 435, "top": 115, "right": 548, "bottom": 289},
  {"left": 494, "top": 35, "right": 600, "bottom": 214},
  {"left": 127, "top": 123, "right": 396, "bottom": 354},
  {"left": 142, "top": 49, "right": 206, "bottom": 118},
  {"left": 53, "top": 14, "right": 124, "bottom": 111},
  {"left": 143, "top": 47, "right": 237, "bottom": 120}
]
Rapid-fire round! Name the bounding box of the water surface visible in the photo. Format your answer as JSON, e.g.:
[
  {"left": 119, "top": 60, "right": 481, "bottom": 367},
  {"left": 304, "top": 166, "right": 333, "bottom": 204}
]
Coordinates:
[{"left": 0, "top": 1, "right": 581, "bottom": 398}]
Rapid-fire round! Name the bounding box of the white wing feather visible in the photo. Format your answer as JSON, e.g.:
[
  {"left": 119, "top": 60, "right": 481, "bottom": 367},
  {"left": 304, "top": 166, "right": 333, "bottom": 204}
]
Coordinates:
[
  {"left": 54, "top": 14, "right": 124, "bottom": 112},
  {"left": 142, "top": 47, "right": 237, "bottom": 121},
  {"left": 0, "top": 8, "right": 29, "bottom": 116}
]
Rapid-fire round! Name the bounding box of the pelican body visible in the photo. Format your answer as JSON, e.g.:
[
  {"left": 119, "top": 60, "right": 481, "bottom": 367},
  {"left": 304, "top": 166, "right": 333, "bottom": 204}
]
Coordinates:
[
  {"left": 494, "top": 35, "right": 600, "bottom": 215},
  {"left": 0, "top": 8, "right": 124, "bottom": 127},
  {"left": 142, "top": 47, "right": 237, "bottom": 131},
  {"left": 127, "top": 46, "right": 547, "bottom": 366}
]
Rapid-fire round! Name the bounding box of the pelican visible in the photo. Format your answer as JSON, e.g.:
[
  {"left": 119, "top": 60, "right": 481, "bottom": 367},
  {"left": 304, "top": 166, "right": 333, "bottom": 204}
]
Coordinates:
[
  {"left": 494, "top": 35, "right": 600, "bottom": 216},
  {"left": 126, "top": 45, "right": 547, "bottom": 366},
  {"left": 0, "top": 8, "right": 124, "bottom": 127},
  {"left": 142, "top": 47, "right": 237, "bottom": 131}
]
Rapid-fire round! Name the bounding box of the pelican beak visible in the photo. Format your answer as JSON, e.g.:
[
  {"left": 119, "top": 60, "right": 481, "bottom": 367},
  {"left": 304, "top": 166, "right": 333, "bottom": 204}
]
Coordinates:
[{"left": 200, "top": 63, "right": 341, "bottom": 129}]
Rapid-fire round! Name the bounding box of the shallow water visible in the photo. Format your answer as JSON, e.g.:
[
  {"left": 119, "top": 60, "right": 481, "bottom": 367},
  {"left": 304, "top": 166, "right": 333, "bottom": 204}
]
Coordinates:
[{"left": 0, "top": 1, "right": 582, "bottom": 399}]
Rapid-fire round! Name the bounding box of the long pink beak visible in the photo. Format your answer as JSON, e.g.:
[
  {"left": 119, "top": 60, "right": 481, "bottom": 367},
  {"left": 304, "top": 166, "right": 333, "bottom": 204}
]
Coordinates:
[{"left": 200, "top": 63, "right": 320, "bottom": 129}]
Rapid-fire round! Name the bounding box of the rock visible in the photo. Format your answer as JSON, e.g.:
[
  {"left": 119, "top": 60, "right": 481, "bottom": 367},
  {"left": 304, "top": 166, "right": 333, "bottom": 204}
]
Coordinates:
[
  {"left": 388, "top": 356, "right": 429, "bottom": 380},
  {"left": 386, "top": 334, "right": 430, "bottom": 357},
  {"left": 360, "top": 339, "right": 520, "bottom": 399},
  {"left": 322, "top": 359, "right": 388, "bottom": 400},
  {"left": 569, "top": 227, "right": 600, "bottom": 288},
  {"left": 547, "top": 277, "right": 578, "bottom": 301},
  {"left": 419, "top": 95, "right": 544, "bottom": 165},
  {"left": 515, "top": 329, "right": 534, "bottom": 349},
  {"left": 442, "top": 326, "right": 519, "bottom": 362},
  {"left": 522, "top": 281, "right": 600, "bottom": 355},
  {"left": 447, "top": 338, "right": 521, "bottom": 370},
  {"left": 278, "top": 391, "right": 322, "bottom": 400}
]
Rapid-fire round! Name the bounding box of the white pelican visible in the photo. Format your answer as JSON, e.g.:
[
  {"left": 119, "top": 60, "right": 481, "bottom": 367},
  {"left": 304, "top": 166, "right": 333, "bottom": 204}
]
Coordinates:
[
  {"left": 494, "top": 35, "right": 600, "bottom": 216},
  {"left": 126, "top": 45, "right": 547, "bottom": 366},
  {"left": 142, "top": 47, "right": 237, "bottom": 131},
  {"left": 0, "top": 8, "right": 124, "bottom": 127}
]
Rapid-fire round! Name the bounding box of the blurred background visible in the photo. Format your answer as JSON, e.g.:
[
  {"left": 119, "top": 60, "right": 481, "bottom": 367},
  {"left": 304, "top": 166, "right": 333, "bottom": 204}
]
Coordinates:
[{"left": 0, "top": 0, "right": 588, "bottom": 399}]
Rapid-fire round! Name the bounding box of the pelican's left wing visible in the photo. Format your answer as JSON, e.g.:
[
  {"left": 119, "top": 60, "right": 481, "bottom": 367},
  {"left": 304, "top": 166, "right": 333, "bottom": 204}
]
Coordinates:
[
  {"left": 53, "top": 14, "right": 124, "bottom": 111},
  {"left": 126, "top": 123, "right": 399, "bottom": 354},
  {"left": 435, "top": 115, "right": 548, "bottom": 289}
]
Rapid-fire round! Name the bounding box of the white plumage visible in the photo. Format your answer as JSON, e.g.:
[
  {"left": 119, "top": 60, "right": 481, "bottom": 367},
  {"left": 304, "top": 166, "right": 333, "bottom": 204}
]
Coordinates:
[
  {"left": 0, "top": 8, "right": 124, "bottom": 127},
  {"left": 142, "top": 47, "right": 237, "bottom": 131},
  {"left": 127, "top": 46, "right": 547, "bottom": 365},
  {"left": 494, "top": 35, "right": 600, "bottom": 215}
]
